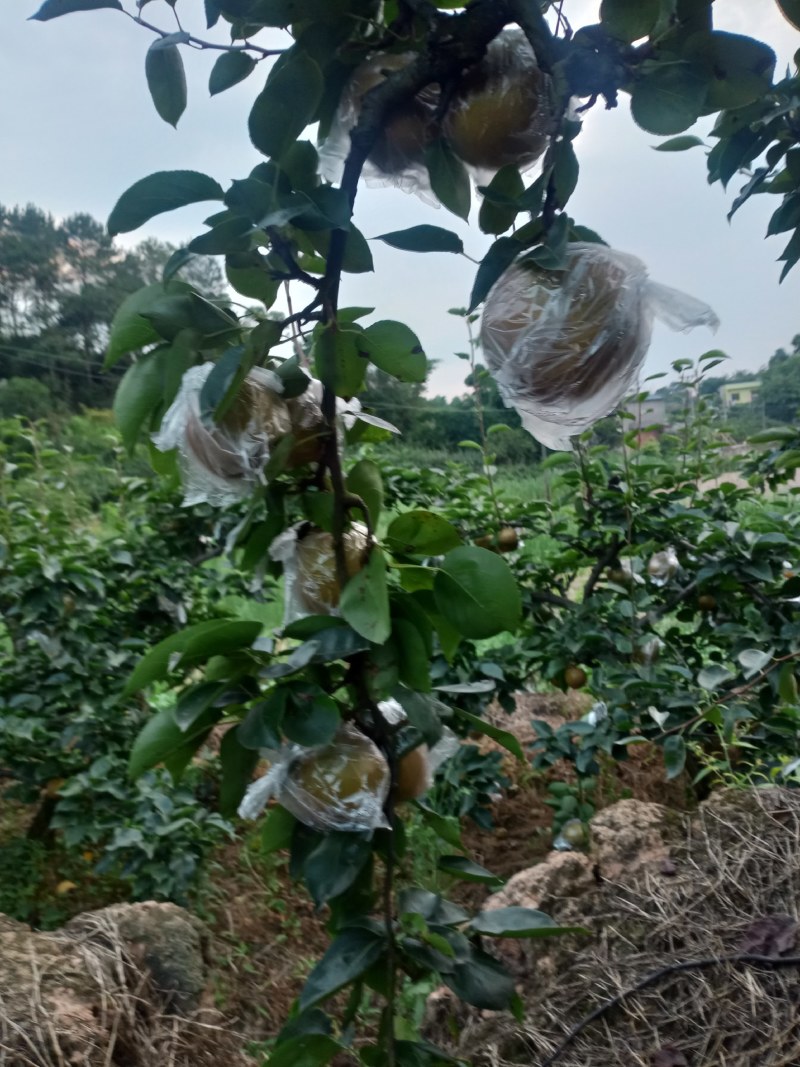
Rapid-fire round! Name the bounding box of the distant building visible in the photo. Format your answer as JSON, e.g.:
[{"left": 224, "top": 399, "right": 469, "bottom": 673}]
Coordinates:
[
  {"left": 630, "top": 394, "right": 669, "bottom": 430},
  {"left": 719, "top": 381, "right": 761, "bottom": 409},
  {"left": 626, "top": 392, "right": 671, "bottom": 447}
]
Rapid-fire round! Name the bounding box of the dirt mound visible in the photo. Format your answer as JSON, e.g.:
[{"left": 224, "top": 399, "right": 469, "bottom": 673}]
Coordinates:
[
  {"left": 427, "top": 788, "right": 800, "bottom": 1067},
  {"left": 0, "top": 901, "right": 250, "bottom": 1067}
]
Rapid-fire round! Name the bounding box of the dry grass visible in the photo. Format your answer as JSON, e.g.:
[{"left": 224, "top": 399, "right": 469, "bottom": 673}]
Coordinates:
[
  {"left": 462, "top": 788, "right": 800, "bottom": 1067},
  {"left": 0, "top": 910, "right": 252, "bottom": 1067}
]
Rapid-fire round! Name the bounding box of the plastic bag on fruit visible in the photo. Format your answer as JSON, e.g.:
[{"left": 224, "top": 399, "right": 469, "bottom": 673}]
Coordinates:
[
  {"left": 238, "top": 722, "right": 391, "bottom": 832},
  {"left": 319, "top": 51, "right": 439, "bottom": 205},
  {"left": 647, "top": 546, "right": 679, "bottom": 587},
  {"left": 480, "top": 243, "right": 720, "bottom": 451},
  {"left": 268, "top": 521, "right": 371, "bottom": 625},
  {"left": 152, "top": 363, "right": 289, "bottom": 506},
  {"left": 442, "top": 29, "right": 556, "bottom": 182},
  {"left": 238, "top": 701, "right": 461, "bottom": 828}
]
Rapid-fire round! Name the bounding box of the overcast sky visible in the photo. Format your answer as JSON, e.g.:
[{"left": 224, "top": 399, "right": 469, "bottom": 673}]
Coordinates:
[{"left": 1, "top": 1, "right": 798, "bottom": 397}]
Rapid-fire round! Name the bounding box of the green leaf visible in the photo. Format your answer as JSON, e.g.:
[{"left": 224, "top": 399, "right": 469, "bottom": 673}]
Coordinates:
[
  {"left": 142, "top": 292, "right": 238, "bottom": 345},
  {"left": 105, "top": 281, "right": 191, "bottom": 366},
  {"left": 469, "top": 906, "right": 584, "bottom": 938},
  {"left": 363, "top": 321, "right": 426, "bottom": 384},
  {"left": 303, "top": 833, "right": 372, "bottom": 907},
  {"left": 393, "top": 618, "right": 431, "bottom": 692},
  {"left": 312, "top": 324, "right": 367, "bottom": 398},
  {"left": 124, "top": 620, "right": 261, "bottom": 695},
  {"left": 219, "top": 726, "right": 260, "bottom": 817},
  {"left": 426, "top": 139, "right": 471, "bottom": 221},
  {"left": 414, "top": 801, "right": 463, "bottom": 849},
  {"left": 188, "top": 217, "right": 253, "bottom": 255},
  {"left": 298, "top": 927, "right": 387, "bottom": 1011},
  {"left": 113, "top": 350, "right": 166, "bottom": 450},
  {"left": 265, "top": 1034, "right": 342, "bottom": 1067},
  {"left": 129, "top": 705, "right": 219, "bottom": 779},
  {"left": 552, "top": 139, "right": 579, "bottom": 208},
  {"left": 663, "top": 734, "right": 687, "bottom": 780},
  {"left": 653, "top": 134, "right": 706, "bottom": 151},
  {"left": 261, "top": 805, "right": 296, "bottom": 854},
  {"left": 209, "top": 51, "right": 257, "bottom": 96},
  {"left": 452, "top": 708, "right": 525, "bottom": 761},
  {"left": 778, "top": 662, "right": 798, "bottom": 704},
  {"left": 375, "top": 225, "right": 464, "bottom": 254},
  {"left": 777, "top": 0, "right": 800, "bottom": 31},
  {"left": 386, "top": 511, "right": 462, "bottom": 557},
  {"left": 108, "top": 170, "right": 224, "bottom": 236},
  {"left": 397, "top": 888, "right": 469, "bottom": 925},
  {"left": 478, "top": 166, "right": 524, "bottom": 236},
  {"left": 30, "top": 0, "right": 121, "bottom": 19},
  {"left": 145, "top": 36, "right": 188, "bottom": 128},
  {"left": 748, "top": 427, "right": 799, "bottom": 444},
  {"left": 284, "top": 682, "right": 341, "bottom": 746},
  {"left": 443, "top": 949, "right": 516, "bottom": 1010},
  {"left": 198, "top": 345, "right": 248, "bottom": 423},
  {"left": 309, "top": 225, "right": 374, "bottom": 275},
  {"left": 226, "top": 252, "right": 280, "bottom": 305},
  {"left": 340, "top": 548, "right": 391, "bottom": 644},
  {"left": 696, "top": 664, "right": 734, "bottom": 690},
  {"left": 249, "top": 49, "right": 323, "bottom": 159},
  {"left": 737, "top": 648, "right": 773, "bottom": 678},
  {"left": 438, "top": 856, "right": 504, "bottom": 887},
  {"left": 468, "top": 237, "right": 521, "bottom": 313},
  {"left": 174, "top": 680, "right": 228, "bottom": 729},
  {"left": 600, "top": 0, "right": 660, "bottom": 42},
  {"left": 685, "top": 31, "right": 776, "bottom": 112},
  {"left": 630, "top": 61, "right": 709, "bottom": 135},
  {"left": 346, "top": 459, "right": 383, "bottom": 527},
  {"left": 239, "top": 689, "right": 287, "bottom": 750},
  {"left": 434, "top": 546, "right": 521, "bottom": 639}
]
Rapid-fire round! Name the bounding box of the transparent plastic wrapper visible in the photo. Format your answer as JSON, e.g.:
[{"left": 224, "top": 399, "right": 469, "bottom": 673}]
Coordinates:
[
  {"left": 582, "top": 701, "right": 608, "bottom": 728},
  {"left": 269, "top": 522, "right": 370, "bottom": 624},
  {"left": 152, "top": 363, "right": 289, "bottom": 506},
  {"left": 634, "top": 635, "right": 664, "bottom": 665},
  {"left": 442, "top": 29, "right": 556, "bottom": 180},
  {"left": 319, "top": 51, "right": 438, "bottom": 203},
  {"left": 238, "top": 723, "right": 390, "bottom": 832},
  {"left": 480, "top": 243, "right": 720, "bottom": 451},
  {"left": 237, "top": 702, "right": 461, "bottom": 830},
  {"left": 647, "top": 546, "right": 679, "bottom": 587}
]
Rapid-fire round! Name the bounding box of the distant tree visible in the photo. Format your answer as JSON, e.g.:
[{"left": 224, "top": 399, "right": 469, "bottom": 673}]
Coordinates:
[
  {"left": 0, "top": 377, "right": 54, "bottom": 421},
  {"left": 761, "top": 339, "right": 800, "bottom": 423},
  {"left": 133, "top": 238, "right": 225, "bottom": 297},
  {"left": 0, "top": 205, "right": 227, "bottom": 410}
]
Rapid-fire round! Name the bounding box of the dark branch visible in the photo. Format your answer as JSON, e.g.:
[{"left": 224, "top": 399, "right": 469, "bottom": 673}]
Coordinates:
[{"left": 583, "top": 536, "right": 620, "bottom": 601}]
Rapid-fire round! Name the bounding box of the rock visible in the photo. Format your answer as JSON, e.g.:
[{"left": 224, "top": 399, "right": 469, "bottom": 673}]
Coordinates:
[
  {"left": 484, "top": 851, "right": 595, "bottom": 913},
  {"left": 66, "top": 901, "right": 208, "bottom": 1013},
  {"left": 0, "top": 901, "right": 227, "bottom": 1067}
]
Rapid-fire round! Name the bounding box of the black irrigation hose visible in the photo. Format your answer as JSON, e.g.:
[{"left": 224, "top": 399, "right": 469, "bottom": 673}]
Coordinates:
[{"left": 541, "top": 953, "right": 800, "bottom": 1066}]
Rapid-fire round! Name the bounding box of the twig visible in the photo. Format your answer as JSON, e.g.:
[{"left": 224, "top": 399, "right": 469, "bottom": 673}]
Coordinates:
[
  {"left": 540, "top": 953, "right": 800, "bottom": 1066},
  {"left": 124, "top": 10, "right": 284, "bottom": 56},
  {"left": 583, "top": 536, "right": 620, "bottom": 601},
  {"left": 654, "top": 648, "right": 800, "bottom": 743},
  {"left": 529, "top": 590, "right": 574, "bottom": 611}
]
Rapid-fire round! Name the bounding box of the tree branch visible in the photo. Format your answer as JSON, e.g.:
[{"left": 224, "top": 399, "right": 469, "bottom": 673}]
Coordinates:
[
  {"left": 582, "top": 536, "right": 620, "bottom": 601},
  {"left": 125, "top": 10, "right": 284, "bottom": 56}
]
